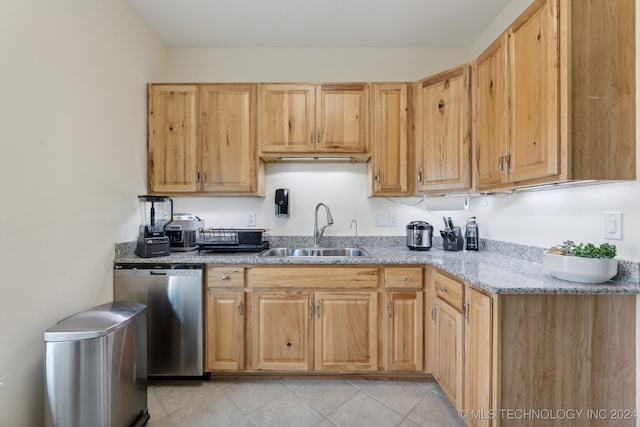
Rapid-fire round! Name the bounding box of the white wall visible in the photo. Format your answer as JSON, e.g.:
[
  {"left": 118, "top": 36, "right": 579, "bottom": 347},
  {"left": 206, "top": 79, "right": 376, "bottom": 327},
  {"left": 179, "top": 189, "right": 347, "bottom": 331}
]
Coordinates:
[{"left": 0, "top": 1, "right": 167, "bottom": 425}]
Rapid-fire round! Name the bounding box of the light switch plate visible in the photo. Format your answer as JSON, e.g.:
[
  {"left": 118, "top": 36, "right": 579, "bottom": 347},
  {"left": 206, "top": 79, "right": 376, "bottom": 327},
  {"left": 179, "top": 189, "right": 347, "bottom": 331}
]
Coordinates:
[
  {"left": 603, "top": 211, "right": 622, "bottom": 240},
  {"left": 389, "top": 212, "right": 398, "bottom": 227},
  {"left": 247, "top": 212, "right": 256, "bottom": 226}
]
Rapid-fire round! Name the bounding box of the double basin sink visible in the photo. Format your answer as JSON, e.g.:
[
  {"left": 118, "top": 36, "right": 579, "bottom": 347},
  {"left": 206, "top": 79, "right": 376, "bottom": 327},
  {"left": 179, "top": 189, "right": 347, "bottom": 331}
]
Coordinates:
[{"left": 259, "top": 247, "right": 371, "bottom": 258}]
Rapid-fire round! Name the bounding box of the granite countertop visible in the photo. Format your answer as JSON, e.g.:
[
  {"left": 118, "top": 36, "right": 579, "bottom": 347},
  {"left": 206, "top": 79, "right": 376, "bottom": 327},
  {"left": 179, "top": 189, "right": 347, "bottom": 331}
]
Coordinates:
[{"left": 114, "top": 238, "right": 640, "bottom": 296}]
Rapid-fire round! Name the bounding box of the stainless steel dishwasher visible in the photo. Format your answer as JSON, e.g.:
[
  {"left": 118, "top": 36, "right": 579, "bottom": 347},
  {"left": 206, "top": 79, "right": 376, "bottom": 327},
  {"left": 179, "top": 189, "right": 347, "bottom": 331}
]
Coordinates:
[{"left": 114, "top": 264, "right": 203, "bottom": 377}]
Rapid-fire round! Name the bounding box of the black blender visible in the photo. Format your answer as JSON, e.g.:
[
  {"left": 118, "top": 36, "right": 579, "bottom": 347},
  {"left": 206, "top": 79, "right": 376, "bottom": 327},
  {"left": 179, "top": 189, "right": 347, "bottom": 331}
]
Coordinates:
[{"left": 135, "top": 195, "right": 173, "bottom": 257}]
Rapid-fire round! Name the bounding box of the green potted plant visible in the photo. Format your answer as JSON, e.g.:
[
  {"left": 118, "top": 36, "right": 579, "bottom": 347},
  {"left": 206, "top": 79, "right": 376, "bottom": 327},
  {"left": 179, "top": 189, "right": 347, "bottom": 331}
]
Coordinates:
[{"left": 543, "top": 241, "right": 617, "bottom": 284}]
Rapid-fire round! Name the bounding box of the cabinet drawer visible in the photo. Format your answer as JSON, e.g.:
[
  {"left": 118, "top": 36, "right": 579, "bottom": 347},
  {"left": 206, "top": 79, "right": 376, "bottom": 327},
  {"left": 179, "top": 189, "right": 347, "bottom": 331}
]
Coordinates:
[
  {"left": 433, "top": 270, "right": 463, "bottom": 312},
  {"left": 207, "top": 266, "right": 245, "bottom": 288},
  {"left": 385, "top": 267, "right": 423, "bottom": 289},
  {"left": 247, "top": 267, "right": 378, "bottom": 289}
]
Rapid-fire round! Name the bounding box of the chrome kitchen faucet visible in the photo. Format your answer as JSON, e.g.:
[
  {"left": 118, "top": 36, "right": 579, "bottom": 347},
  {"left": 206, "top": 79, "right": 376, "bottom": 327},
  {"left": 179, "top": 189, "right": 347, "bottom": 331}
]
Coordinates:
[{"left": 314, "top": 203, "right": 334, "bottom": 247}]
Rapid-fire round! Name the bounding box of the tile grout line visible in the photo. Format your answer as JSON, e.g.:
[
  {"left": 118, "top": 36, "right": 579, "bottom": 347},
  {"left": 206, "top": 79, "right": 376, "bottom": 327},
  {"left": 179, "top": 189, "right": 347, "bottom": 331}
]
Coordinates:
[{"left": 278, "top": 379, "right": 336, "bottom": 425}]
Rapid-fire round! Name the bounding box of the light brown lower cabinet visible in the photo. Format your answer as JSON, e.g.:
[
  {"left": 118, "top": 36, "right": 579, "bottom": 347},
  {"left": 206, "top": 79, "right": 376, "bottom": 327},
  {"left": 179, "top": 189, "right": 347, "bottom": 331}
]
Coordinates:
[
  {"left": 253, "top": 291, "right": 314, "bottom": 371},
  {"left": 462, "top": 287, "right": 492, "bottom": 427},
  {"left": 205, "top": 290, "right": 245, "bottom": 371},
  {"left": 385, "top": 291, "right": 424, "bottom": 371},
  {"left": 252, "top": 290, "right": 378, "bottom": 372},
  {"left": 433, "top": 292, "right": 464, "bottom": 411}
]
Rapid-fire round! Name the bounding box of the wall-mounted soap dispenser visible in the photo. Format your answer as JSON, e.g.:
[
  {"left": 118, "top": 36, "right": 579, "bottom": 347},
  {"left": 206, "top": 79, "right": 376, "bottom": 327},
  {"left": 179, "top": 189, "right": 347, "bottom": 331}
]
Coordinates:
[{"left": 275, "top": 188, "right": 289, "bottom": 217}]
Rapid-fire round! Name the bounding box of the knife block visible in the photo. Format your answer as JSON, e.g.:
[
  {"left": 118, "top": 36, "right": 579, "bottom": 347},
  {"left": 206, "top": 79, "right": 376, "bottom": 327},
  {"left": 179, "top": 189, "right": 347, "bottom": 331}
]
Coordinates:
[{"left": 441, "top": 227, "right": 464, "bottom": 251}]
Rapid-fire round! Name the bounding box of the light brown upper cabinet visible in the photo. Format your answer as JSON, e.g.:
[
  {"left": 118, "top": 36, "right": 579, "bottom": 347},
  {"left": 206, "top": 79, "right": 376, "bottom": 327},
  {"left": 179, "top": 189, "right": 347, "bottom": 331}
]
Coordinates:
[
  {"left": 258, "top": 83, "right": 370, "bottom": 160},
  {"left": 473, "top": 0, "right": 635, "bottom": 191},
  {"left": 147, "top": 83, "right": 264, "bottom": 196},
  {"left": 369, "top": 83, "right": 413, "bottom": 196},
  {"left": 416, "top": 65, "right": 472, "bottom": 194}
]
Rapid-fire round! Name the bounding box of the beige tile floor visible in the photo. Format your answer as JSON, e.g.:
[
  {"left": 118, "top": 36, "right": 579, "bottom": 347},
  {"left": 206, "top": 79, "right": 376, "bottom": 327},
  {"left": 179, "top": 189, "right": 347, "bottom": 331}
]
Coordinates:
[{"left": 147, "top": 378, "right": 466, "bottom": 427}]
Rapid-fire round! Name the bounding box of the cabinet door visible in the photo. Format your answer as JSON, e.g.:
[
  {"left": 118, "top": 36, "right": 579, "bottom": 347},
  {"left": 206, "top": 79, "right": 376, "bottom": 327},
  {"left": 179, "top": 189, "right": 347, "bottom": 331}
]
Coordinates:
[
  {"left": 463, "top": 288, "right": 492, "bottom": 427},
  {"left": 385, "top": 292, "right": 424, "bottom": 371},
  {"left": 370, "top": 83, "right": 410, "bottom": 196},
  {"left": 473, "top": 35, "right": 509, "bottom": 189},
  {"left": 317, "top": 84, "right": 369, "bottom": 153},
  {"left": 206, "top": 291, "right": 245, "bottom": 371},
  {"left": 201, "top": 84, "right": 259, "bottom": 193},
  {"left": 435, "top": 299, "right": 463, "bottom": 411},
  {"left": 508, "top": 0, "right": 559, "bottom": 183},
  {"left": 416, "top": 66, "right": 471, "bottom": 193},
  {"left": 258, "top": 84, "right": 315, "bottom": 153},
  {"left": 253, "top": 291, "right": 314, "bottom": 371},
  {"left": 147, "top": 85, "right": 199, "bottom": 193},
  {"left": 315, "top": 291, "right": 377, "bottom": 371}
]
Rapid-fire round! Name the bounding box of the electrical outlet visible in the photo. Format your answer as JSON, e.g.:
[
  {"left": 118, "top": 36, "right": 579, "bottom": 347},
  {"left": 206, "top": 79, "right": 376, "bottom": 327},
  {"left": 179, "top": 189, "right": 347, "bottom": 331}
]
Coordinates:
[
  {"left": 603, "top": 212, "right": 622, "bottom": 240},
  {"left": 247, "top": 212, "right": 256, "bottom": 226},
  {"left": 374, "top": 212, "right": 388, "bottom": 227},
  {"left": 389, "top": 212, "right": 398, "bottom": 227}
]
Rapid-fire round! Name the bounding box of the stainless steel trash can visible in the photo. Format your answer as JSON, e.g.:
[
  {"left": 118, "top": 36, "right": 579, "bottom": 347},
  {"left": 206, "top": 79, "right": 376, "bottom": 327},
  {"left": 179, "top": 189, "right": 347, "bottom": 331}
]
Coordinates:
[{"left": 44, "top": 301, "right": 149, "bottom": 427}]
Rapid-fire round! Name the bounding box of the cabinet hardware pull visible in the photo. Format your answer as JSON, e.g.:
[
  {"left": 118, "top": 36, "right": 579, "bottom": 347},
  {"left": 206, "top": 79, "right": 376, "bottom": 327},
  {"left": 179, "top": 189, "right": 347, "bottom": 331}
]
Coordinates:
[
  {"left": 221, "top": 275, "right": 229, "bottom": 281},
  {"left": 464, "top": 298, "right": 470, "bottom": 322},
  {"left": 237, "top": 300, "right": 243, "bottom": 317},
  {"left": 196, "top": 169, "right": 200, "bottom": 183},
  {"left": 432, "top": 305, "right": 437, "bottom": 321},
  {"left": 440, "top": 286, "right": 447, "bottom": 292},
  {"left": 375, "top": 170, "right": 381, "bottom": 184},
  {"left": 310, "top": 129, "right": 314, "bottom": 144},
  {"left": 401, "top": 276, "right": 408, "bottom": 281},
  {"left": 498, "top": 156, "right": 504, "bottom": 174},
  {"left": 317, "top": 130, "right": 320, "bottom": 145},
  {"left": 203, "top": 170, "right": 207, "bottom": 184},
  {"left": 308, "top": 299, "right": 313, "bottom": 319},
  {"left": 417, "top": 169, "right": 422, "bottom": 184},
  {"left": 316, "top": 300, "right": 321, "bottom": 318},
  {"left": 505, "top": 153, "right": 512, "bottom": 173},
  {"left": 387, "top": 299, "right": 392, "bottom": 319}
]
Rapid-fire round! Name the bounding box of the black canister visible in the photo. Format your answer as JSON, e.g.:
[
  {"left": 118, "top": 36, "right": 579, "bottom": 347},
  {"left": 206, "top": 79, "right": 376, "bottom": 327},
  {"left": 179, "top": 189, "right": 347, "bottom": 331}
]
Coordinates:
[{"left": 406, "top": 221, "right": 433, "bottom": 251}]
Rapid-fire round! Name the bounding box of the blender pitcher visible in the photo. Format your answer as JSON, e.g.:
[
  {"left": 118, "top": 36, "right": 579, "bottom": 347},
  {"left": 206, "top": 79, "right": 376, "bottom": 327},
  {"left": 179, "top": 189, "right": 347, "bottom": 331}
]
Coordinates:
[{"left": 135, "top": 195, "right": 173, "bottom": 257}]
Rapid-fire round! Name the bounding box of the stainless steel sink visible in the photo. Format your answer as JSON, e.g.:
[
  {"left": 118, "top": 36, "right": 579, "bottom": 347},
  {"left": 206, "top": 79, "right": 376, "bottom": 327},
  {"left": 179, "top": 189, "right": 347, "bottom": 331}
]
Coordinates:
[{"left": 259, "top": 247, "right": 371, "bottom": 257}]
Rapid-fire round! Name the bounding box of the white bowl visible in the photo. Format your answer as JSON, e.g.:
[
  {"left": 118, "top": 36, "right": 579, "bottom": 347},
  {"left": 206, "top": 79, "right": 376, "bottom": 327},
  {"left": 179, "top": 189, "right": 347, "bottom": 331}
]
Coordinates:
[{"left": 542, "top": 251, "right": 618, "bottom": 284}]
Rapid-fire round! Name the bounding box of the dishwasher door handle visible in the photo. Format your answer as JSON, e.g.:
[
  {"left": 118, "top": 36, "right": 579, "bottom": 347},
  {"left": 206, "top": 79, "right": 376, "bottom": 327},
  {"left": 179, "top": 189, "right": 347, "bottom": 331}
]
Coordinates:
[{"left": 149, "top": 271, "right": 167, "bottom": 276}]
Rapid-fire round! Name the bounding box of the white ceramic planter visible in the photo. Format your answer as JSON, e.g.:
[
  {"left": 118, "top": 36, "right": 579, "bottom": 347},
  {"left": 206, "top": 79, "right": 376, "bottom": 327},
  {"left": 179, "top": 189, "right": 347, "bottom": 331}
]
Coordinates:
[{"left": 542, "top": 251, "right": 618, "bottom": 284}]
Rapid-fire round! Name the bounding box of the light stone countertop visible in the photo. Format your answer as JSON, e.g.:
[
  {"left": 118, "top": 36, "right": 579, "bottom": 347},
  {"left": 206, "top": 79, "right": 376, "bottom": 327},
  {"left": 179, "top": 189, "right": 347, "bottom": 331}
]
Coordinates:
[{"left": 114, "top": 238, "right": 640, "bottom": 296}]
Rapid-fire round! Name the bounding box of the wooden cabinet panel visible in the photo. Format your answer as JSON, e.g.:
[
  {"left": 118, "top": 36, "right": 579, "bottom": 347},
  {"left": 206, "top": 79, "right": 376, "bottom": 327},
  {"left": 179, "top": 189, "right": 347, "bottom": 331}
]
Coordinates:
[
  {"left": 206, "top": 291, "right": 245, "bottom": 371},
  {"left": 384, "top": 266, "right": 423, "bottom": 289},
  {"left": 315, "top": 291, "right": 378, "bottom": 371},
  {"left": 148, "top": 83, "right": 263, "bottom": 196},
  {"left": 435, "top": 298, "right": 464, "bottom": 411},
  {"left": 416, "top": 65, "right": 471, "bottom": 194},
  {"left": 370, "top": 83, "right": 411, "bottom": 196},
  {"left": 258, "top": 84, "right": 315, "bottom": 153},
  {"left": 317, "top": 84, "right": 369, "bottom": 153},
  {"left": 201, "top": 85, "right": 258, "bottom": 192},
  {"left": 206, "top": 266, "right": 245, "bottom": 288},
  {"left": 508, "top": 0, "right": 559, "bottom": 183},
  {"left": 385, "top": 291, "right": 424, "bottom": 371},
  {"left": 253, "top": 291, "right": 314, "bottom": 371},
  {"left": 473, "top": 35, "right": 509, "bottom": 189},
  {"left": 147, "top": 85, "right": 199, "bottom": 193},
  {"left": 258, "top": 83, "right": 369, "bottom": 159},
  {"left": 463, "top": 287, "right": 492, "bottom": 427},
  {"left": 247, "top": 267, "right": 378, "bottom": 289},
  {"left": 433, "top": 270, "right": 464, "bottom": 312}
]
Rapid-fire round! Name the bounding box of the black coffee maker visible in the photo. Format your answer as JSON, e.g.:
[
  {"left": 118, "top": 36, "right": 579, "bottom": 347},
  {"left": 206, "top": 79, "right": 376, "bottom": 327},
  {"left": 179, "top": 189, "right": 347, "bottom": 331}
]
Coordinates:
[{"left": 135, "top": 195, "right": 173, "bottom": 257}]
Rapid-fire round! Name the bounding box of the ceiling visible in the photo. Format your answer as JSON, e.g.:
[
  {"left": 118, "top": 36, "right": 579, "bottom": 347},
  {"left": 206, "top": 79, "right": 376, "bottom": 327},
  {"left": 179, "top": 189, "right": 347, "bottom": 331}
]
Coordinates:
[{"left": 125, "top": 0, "right": 512, "bottom": 48}]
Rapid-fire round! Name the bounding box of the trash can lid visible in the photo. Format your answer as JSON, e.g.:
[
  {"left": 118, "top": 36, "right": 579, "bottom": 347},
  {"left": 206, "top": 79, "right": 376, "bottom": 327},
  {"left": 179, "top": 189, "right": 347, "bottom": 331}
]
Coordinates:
[{"left": 44, "top": 301, "right": 147, "bottom": 342}]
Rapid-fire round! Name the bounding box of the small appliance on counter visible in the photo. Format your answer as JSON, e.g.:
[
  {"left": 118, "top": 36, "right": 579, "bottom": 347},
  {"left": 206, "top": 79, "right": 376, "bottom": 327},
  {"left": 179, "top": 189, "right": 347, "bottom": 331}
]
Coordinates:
[
  {"left": 275, "top": 188, "right": 289, "bottom": 217},
  {"left": 165, "top": 213, "right": 204, "bottom": 251},
  {"left": 464, "top": 216, "right": 479, "bottom": 251},
  {"left": 197, "top": 228, "right": 269, "bottom": 253},
  {"left": 441, "top": 216, "right": 464, "bottom": 251},
  {"left": 135, "top": 195, "right": 172, "bottom": 258},
  {"left": 406, "top": 221, "right": 433, "bottom": 251}
]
